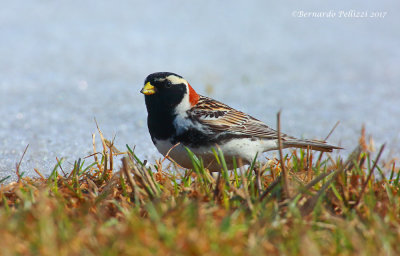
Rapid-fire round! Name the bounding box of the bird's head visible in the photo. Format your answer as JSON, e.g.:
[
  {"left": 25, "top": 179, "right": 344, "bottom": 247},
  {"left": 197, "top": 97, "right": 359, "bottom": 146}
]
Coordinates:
[{"left": 141, "top": 72, "right": 199, "bottom": 113}]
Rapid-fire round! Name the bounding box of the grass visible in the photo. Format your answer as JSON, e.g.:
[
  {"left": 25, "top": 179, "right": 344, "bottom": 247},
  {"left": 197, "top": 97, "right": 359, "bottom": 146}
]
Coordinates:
[{"left": 1, "top": 128, "right": 399, "bottom": 255}]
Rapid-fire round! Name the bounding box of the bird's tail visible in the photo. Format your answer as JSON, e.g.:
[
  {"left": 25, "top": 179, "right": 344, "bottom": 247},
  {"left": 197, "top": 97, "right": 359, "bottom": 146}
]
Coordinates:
[{"left": 283, "top": 139, "right": 342, "bottom": 152}]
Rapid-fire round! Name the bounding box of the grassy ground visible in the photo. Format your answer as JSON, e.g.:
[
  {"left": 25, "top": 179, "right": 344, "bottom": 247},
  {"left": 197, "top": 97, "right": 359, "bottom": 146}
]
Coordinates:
[{"left": 1, "top": 128, "right": 399, "bottom": 255}]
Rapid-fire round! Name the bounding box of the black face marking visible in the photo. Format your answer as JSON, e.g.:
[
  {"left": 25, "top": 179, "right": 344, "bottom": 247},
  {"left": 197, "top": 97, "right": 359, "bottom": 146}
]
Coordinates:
[
  {"left": 144, "top": 82, "right": 186, "bottom": 110},
  {"left": 143, "top": 72, "right": 187, "bottom": 141},
  {"left": 143, "top": 72, "right": 187, "bottom": 110}
]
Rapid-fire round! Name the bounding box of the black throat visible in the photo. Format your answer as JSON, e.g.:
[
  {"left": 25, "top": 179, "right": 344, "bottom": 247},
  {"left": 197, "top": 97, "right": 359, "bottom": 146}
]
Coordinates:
[
  {"left": 145, "top": 95, "right": 177, "bottom": 141},
  {"left": 143, "top": 81, "right": 188, "bottom": 142}
]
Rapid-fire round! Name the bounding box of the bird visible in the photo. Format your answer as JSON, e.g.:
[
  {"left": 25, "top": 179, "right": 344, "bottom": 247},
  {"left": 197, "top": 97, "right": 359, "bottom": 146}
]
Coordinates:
[{"left": 140, "top": 72, "right": 340, "bottom": 171}]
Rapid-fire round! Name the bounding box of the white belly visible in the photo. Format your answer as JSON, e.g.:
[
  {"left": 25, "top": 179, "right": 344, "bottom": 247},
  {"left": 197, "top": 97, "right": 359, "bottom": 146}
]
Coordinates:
[{"left": 153, "top": 138, "right": 279, "bottom": 172}]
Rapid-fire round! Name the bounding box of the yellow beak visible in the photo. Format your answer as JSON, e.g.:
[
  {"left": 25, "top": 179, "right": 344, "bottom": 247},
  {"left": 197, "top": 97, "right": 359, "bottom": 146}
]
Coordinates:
[{"left": 140, "top": 82, "right": 156, "bottom": 95}]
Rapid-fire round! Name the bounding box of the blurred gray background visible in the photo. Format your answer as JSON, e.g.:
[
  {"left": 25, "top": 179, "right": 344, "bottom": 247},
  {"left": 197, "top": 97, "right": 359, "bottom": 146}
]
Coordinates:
[{"left": 1, "top": 1, "right": 399, "bottom": 181}]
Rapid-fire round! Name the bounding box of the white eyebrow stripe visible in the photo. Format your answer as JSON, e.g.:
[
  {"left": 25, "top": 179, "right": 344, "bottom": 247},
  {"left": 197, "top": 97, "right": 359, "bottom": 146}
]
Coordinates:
[{"left": 166, "top": 75, "right": 188, "bottom": 85}]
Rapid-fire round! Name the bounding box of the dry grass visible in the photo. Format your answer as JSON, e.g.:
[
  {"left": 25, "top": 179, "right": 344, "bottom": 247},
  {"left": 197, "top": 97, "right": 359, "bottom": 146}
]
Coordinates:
[{"left": 1, "top": 129, "right": 399, "bottom": 255}]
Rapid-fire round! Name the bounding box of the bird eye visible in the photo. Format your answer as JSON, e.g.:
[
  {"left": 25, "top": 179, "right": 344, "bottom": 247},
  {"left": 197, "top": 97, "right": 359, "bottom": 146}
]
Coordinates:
[{"left": 165, "top": 81, "right": 172, "bottom": 88}]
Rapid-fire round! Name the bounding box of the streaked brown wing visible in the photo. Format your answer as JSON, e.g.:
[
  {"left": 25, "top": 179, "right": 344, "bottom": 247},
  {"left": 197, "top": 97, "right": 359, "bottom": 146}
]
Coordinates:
[{"left": 190, "top": 96, "right": 285, "bottom": 139}]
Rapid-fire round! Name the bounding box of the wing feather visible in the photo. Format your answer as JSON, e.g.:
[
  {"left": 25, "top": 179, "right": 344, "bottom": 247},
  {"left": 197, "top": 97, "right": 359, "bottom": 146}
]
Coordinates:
[
  {"left": 189, "top": 96, "right": 288, "bottom": 139},
  {"left": 187, "top": 95, "right": 340, "bottom": 152}
]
